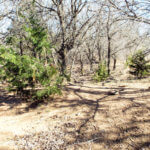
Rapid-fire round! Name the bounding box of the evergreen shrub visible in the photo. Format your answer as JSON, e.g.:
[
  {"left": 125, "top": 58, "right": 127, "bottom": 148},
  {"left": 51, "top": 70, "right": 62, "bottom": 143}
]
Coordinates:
[
  {"left": 127, "top": 50, "right": 150, "bottom": 78},
  {"left": 0, "top": 47, "right": 62, "bottom": 101},
  {"left": 94, "top": 62, "right": 109, "bottom": 82}
]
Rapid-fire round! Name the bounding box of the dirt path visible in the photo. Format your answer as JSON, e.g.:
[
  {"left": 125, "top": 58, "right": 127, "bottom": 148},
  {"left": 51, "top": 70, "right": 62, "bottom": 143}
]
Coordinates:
[{"left": 0, "top": 81, "right": 150, "bottom": 150}]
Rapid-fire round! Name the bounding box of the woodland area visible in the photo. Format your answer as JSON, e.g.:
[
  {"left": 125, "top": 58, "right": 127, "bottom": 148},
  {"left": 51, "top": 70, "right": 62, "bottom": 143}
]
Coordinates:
[{"left": 0, "top": 0, "right": 150, "bottom": 150}]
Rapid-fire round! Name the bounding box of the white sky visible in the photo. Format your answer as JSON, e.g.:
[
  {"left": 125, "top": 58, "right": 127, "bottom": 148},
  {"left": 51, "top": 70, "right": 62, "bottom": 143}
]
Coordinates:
[
  {"left": 0, "top": 0, "right": 14, "bottom": 33},
  {"left": 0, "top": 0, "right": 149, "bottom": 34}
]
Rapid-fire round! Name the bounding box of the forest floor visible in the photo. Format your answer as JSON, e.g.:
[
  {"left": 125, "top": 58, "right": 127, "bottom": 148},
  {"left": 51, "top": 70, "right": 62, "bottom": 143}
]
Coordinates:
[{"left": 0, "top": 76, "right": 150, "bottom": 150}]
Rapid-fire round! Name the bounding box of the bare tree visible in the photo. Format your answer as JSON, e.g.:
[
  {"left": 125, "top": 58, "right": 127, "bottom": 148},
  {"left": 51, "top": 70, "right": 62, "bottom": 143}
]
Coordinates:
[
  {"left": 108, "top": 0, "right": 150, "bottom": 25},
  {"left": 34, "top": 0, "right": 96, "bottom": 75},
  {"left": 97, "top": 3, "right": 124, "bottom": 75},
  {"left": 1, "top": 0, "right": 149, "bottom": 80}
]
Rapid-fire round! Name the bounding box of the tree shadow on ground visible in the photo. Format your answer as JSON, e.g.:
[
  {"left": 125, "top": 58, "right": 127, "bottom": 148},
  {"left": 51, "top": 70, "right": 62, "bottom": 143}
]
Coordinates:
[
  {"left": 0, "top": 88, "right": 23, "bottom": 109},
  {"left": 55, "top": 85, "right": 150, "bottom": 150},
  {"left": 0, "top": 88, "right": 49, "bottom": 114},
  {"left": 0, "top": 82, "right": 150, "bottom": 149}
]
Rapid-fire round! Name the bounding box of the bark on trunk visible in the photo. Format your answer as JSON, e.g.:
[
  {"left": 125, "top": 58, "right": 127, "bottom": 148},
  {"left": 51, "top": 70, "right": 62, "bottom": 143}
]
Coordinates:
[
  {"left": 19, "top": 41, "right": 23, "bottom": 56},
  {"left": 107, "top": 36, "right": 111, "bottom": 75},
  {"left": 70, "top": 50, "right": 78, "bottom": 77},
  {"left": 98, "top": 46, "right": 101, "bottom": 63},
  {"left": 113, "top": 58, "right": 116, "bottom": 70},
  {"left": 32, "top": 45, "right": 37, "bottom": 58},
  {"left": 58, "top": 46, "right": 66, "bottom": 76},
  {"left": 80, "top": 54, "right": 84, "bottom": 75}
]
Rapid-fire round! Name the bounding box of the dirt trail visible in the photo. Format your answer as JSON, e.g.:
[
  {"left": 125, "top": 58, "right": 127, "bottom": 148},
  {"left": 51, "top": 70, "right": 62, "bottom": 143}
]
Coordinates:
[{"left": 0, "top": 81, "right": 150, "bottom": 150}]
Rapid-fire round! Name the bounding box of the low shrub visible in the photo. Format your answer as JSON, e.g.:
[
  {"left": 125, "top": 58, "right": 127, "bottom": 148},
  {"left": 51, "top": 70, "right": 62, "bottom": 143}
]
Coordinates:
[
  {"left": 94, "top": 62, "right": 109, "bottom": 82},
  {"left": 126, "top": 50, "right": 150, "bottom": 79},
  {"left": 0, "top": 47, "right": 63, "bottom": 101}
]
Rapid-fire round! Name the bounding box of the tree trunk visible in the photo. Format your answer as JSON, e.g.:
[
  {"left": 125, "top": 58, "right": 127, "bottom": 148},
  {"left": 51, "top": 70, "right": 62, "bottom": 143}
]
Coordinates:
[
  {"left": 58, "top": 45, "right": 66, "bottom": 76},
  {"left": 19, "top": 40, "right": 23, "bottom": 56},
  {"left": 79, "top": 54, "right": 84, "bottom": 75},
  {"left": 32, "top": 45, "right": 37, "bottom": 58},
  {"left": 90, "top": 61, "right": 93, "bottom": 72},
  {"left": 97, "top": 45, "right": 101, "bottom": 63},
  {"left": 70, "top": 50, "right": 78, "bottom": 77},
  {"left": 107, "top": 36, "right": 111, "bottom": 75},
  {"left": 113, "top": 58, "right": 117, "bottom": 70}
]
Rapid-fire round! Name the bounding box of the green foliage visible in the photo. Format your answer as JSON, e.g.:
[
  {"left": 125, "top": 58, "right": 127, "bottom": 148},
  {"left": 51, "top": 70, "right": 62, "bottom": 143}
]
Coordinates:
[
  {"left": 94, "top": 62, "right": 109, "bottom": 82},
  {"left": 0, "top": 4, "right": 63, "bottom": 101},
  {"left": 127, "top": 50, "right": 150, "bottom": 78},
  {"left": 24, "top": 13, "right": 51, "bottom": 58},
  {"left": 0, "top": 47, "right": 62, "bottom": 100},
  {"left": 6, "top": 6, "right": 52, "bottom": 61}
]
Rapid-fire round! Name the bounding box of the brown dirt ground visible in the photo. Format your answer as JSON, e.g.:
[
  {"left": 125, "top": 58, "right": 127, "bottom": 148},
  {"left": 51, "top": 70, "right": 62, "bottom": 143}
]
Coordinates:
[{"left": 0, "top": 79, "right": 150, "bottom": 150}]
